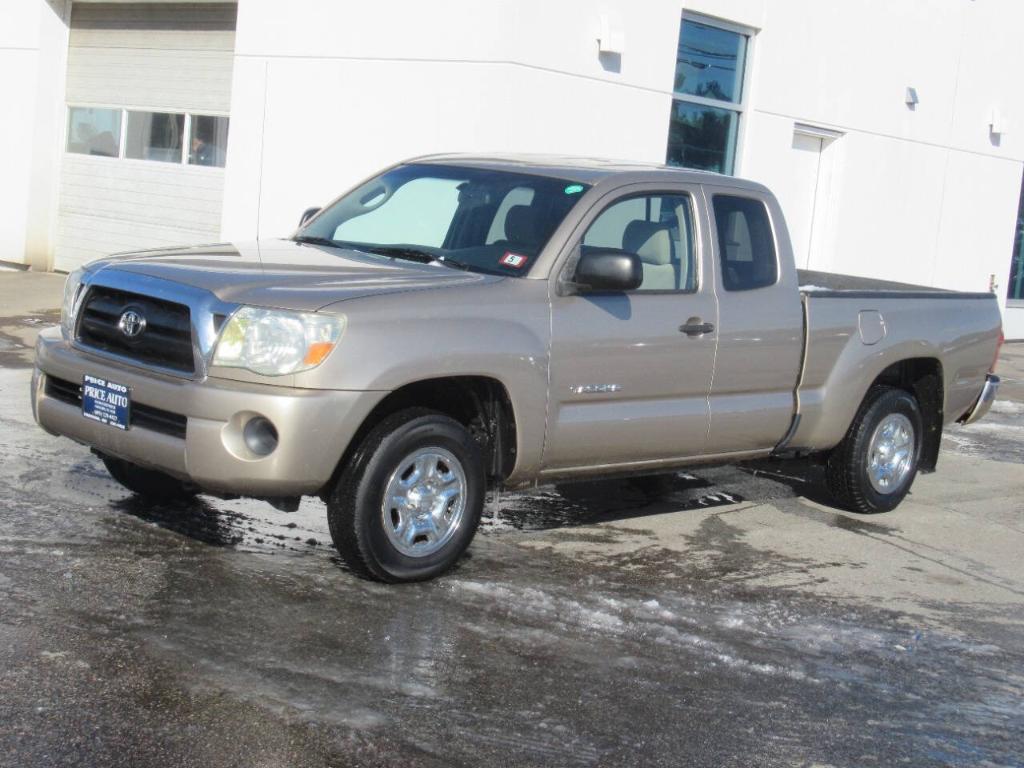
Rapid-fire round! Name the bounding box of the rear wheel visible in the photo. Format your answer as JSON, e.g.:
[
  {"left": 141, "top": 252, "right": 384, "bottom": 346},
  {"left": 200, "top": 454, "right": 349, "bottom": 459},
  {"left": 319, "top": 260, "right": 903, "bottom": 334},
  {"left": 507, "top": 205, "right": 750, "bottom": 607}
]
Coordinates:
[
  {"left": 100, "top": 454, "right": 196, "bottom": 501},
  {"left": 327, "top": 409, "right": 485, "bottom": 582},
  {"left": 826, "top": 386, "right": 922, "bottom": 513}
]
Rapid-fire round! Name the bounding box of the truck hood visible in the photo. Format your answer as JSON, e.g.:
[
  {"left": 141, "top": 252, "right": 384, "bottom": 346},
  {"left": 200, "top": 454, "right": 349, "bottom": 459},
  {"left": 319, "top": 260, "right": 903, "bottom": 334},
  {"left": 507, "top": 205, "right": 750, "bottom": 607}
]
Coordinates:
[{"left": 88, "top": 239, "right": 501, "bottom": 311}]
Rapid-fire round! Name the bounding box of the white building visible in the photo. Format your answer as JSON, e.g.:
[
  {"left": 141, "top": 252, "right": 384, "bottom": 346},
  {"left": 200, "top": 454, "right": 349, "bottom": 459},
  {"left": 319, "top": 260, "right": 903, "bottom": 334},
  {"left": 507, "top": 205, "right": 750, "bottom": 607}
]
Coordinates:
[{"left": 5, "top": 0, "right": 1024, "bottom": 337}]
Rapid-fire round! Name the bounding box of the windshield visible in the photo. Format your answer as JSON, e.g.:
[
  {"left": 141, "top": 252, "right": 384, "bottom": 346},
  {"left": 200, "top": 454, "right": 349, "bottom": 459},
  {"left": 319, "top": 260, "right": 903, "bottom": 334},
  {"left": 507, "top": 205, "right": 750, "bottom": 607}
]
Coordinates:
[{"left": 298, "top": 163, "right": 590, "bottom": 277}]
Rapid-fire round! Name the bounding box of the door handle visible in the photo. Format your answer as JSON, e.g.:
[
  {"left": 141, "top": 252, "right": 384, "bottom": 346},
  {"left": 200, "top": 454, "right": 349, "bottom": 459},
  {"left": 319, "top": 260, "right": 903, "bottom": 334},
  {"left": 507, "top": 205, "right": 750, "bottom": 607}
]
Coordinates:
[{"left": 679, "top": 320, "right": 715, "bottom": 337}]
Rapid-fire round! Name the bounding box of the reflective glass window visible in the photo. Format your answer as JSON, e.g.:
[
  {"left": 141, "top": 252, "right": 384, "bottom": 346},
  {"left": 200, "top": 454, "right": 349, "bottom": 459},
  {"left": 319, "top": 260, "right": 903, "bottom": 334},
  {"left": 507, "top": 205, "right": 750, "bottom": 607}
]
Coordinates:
[
  {"left": 66, "top": 107, "right": 121, "bottom": 158},
  {"left": 1008, "top": 182, "right": 1024, "bottom": 302},
  {"left": 125, "top": 111, "right": 185, "bottom": 163},
  {"left": 189, "top": 115, "right": 229, "bottom": 168},
  {"left": 674, "top": 20, "right": 747, "bottom": 103},
  {"left": 667, "top": 101, "right": 739, "bottom": 175},
  {"left": 667, "top": 17, "right": 749, "bottom": 176}
]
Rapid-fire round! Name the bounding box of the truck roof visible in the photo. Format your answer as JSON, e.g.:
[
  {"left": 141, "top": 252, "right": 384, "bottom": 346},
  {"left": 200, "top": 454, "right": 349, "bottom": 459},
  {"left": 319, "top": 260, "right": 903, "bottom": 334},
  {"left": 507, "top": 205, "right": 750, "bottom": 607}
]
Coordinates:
[{"left": 412, "top": 152, "right": 770, "bottom": 192}]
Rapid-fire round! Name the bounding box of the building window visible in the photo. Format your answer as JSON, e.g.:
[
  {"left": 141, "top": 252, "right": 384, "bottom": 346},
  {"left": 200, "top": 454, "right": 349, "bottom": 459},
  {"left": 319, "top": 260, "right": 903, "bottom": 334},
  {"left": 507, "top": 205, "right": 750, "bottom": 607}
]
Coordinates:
[
  {"left": 189, "top": 115, "right": 229, "bottom": 168},
  {"left": 666, "top": 17, "right": 750, "bottom": 175},
  {"left": 65, "top": 106, "right": 228, "bottom": 168},
  {"left": 126, "top": 111, "right": 185, "bottom": 163},
  {"left": 1009, "top": 182, "right": 1024, "bottom": 304},
  {"left": 66, "top": 107, "right": 121, "bottom": 158}
]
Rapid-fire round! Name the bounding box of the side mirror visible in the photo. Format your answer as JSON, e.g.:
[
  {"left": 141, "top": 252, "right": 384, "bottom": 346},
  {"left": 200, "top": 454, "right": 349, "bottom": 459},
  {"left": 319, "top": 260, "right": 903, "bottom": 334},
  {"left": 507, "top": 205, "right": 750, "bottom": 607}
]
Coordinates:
[
  {"left": 299, "top": 206, "right": 322, "bottom": 227},
  {"left": 572, "top": 249, "right": 643, "bottom": 292}
]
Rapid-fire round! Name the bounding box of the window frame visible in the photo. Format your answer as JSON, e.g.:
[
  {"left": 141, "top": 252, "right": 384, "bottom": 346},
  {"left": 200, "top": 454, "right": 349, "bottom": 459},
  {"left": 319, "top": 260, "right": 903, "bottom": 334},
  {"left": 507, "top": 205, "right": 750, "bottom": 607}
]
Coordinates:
[
  {"left": 1007, "top": 179, "right": 1024, "bottom": 307},
  {"left": 63, "top": 104, "right": 229, "bottom": 170},
  {"left": 570, "top": 190, "right": 703, "bottom": 295},
  {"left": 710, "top": 192, "right": 781, "bottom": 293},
  {"left": 668, "top": 12, "right": 756, "bottom": 176}
]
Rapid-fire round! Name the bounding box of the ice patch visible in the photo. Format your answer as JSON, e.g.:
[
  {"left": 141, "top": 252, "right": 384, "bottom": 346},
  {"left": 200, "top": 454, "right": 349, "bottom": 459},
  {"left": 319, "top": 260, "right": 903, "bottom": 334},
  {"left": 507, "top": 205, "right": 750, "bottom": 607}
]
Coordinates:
[
  {"left": 454, "top": 580, "right": 815, "bottom": 682},
  {"left": 959, "top": 421, "right": 1024, "bottom": 437},
  {"left": 990, "top": 400, "right": 1024, "bottom": 416}
]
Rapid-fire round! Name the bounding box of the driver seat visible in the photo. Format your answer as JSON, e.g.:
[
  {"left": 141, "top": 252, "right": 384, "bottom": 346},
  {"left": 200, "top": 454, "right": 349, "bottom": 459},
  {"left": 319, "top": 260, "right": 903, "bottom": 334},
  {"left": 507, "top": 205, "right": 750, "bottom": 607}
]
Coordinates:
[{"left": 622, "top": 220, "right": 678, "bottom": 290}]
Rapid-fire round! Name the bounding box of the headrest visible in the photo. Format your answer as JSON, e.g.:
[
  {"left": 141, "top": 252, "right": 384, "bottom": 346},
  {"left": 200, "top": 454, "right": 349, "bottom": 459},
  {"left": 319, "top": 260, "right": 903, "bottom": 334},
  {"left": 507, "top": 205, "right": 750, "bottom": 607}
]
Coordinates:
[
  {"left": 623, "top": 220, "right": 673, "bottom": 266},
  {"left": 504, "top": 205, "right": 542, "bottom": 246}
]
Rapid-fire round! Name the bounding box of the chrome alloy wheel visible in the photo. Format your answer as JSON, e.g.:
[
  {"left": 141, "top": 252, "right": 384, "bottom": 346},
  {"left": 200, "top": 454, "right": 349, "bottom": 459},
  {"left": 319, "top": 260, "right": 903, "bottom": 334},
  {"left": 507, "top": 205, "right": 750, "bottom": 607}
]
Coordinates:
[
  {"left": 381, "top": 447, "right": 468, "bottom": 557},
  {"left": 866, "top": 413, "right": 915, "bottom": 494}
]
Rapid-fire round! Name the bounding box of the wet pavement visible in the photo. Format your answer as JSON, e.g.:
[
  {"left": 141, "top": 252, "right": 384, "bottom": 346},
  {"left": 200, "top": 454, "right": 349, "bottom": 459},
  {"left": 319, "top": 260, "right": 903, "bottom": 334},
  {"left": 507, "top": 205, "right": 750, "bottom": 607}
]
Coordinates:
[{"left": 2, "top": 331, "right": 1024, "bottom": 766}]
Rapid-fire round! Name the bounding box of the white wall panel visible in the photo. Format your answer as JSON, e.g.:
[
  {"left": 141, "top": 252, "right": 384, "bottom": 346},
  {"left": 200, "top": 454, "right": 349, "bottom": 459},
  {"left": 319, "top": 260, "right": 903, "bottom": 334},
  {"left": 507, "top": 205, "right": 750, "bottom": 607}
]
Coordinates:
[
  {"left": 221, "top": 55, "right": 672, "bottom": 240},
  {"left": 0, "top": 48, "right": 38, "bottom": 265},
  {"left": 1005, "top": 308, "right": 1024, "bottom": 340},
  {"left": 0, "top": 0, "right": 69, "bottom": 268},
  {"left": 66, "top": 47, "right": 234, "bottom": 112},
  {"left": 66, "top": 2, "right": 235, "bottom": 111},
  {"left": 930, "top": 153, "right": 1023, "bottom": 295},
  {"left": 55, "top": 155, "right": 224, "bottom": 270}
]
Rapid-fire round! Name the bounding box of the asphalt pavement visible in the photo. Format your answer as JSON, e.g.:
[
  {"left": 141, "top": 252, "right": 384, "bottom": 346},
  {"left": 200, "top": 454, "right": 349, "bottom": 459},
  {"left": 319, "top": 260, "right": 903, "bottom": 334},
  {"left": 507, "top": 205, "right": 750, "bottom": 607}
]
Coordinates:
[{"left": 1, "top": 272, "right": 1022, "bottom": 767}]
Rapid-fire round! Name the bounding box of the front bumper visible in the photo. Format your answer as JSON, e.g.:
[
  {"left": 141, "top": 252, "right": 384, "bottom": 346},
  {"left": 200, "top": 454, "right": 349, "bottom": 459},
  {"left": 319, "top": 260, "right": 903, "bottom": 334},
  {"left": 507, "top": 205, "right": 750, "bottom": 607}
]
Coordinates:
[
  {"left": 958, "top": 374, "right": 1000, "bottom": 426},
  {"left": 32, "top": 327, "right": 385, "bottom": 496}
]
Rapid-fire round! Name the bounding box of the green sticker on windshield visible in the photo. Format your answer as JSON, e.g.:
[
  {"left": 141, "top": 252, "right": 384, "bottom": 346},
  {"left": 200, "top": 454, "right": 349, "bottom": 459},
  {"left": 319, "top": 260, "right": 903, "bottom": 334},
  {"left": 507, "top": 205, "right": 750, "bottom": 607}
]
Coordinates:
[{"left": 564, "top": 184, "right": 584, "bottom": 195}]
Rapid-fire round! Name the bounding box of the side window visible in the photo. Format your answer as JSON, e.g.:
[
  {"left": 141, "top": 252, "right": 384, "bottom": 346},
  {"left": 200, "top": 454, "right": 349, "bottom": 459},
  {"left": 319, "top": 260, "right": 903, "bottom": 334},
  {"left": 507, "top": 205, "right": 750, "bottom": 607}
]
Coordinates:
[
  {"left": 581, "top": 194, "right": 697, "bottom": 292},
  {"left": 712, "top": 195, "right": 777, "bottom": 291}
]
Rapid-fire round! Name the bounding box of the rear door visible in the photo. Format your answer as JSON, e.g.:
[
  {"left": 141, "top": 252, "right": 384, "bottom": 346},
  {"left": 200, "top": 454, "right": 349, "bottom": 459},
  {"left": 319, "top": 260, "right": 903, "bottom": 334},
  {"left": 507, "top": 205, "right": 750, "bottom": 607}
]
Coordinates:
[
  {"left": 542, "top": 185, "right": 718, "bottom": 472},
  {"left": 703, "top": 189, "right": 803, "bottom": 454}
]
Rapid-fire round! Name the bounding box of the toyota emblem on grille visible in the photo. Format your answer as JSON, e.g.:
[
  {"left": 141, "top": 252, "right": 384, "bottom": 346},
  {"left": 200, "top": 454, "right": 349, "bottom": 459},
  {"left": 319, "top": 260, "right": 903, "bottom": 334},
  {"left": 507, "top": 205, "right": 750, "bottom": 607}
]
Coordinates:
[{"left": 117, "top": 309, "right": 147, "bottom": 338}]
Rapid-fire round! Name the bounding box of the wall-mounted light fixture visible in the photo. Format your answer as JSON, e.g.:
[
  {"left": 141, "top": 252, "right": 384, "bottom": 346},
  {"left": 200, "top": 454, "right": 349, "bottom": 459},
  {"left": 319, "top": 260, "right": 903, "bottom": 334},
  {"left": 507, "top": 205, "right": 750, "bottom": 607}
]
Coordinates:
[
  {"left": 989, "top": 107, "right": 1008, "bottom": 137},
  {"left": 598, "top": 15, "right": 625, "bottom": 54},
  {"left": 905, "top": 87, "right": 919, "bottom": 109}
]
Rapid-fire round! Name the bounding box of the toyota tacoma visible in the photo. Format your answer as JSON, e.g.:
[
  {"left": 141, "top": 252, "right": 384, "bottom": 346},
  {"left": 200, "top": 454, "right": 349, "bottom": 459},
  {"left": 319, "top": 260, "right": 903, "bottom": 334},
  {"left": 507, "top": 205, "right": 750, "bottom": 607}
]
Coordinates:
[{"left": 32, "top": 155, "right": 1003, "bottom": 581}]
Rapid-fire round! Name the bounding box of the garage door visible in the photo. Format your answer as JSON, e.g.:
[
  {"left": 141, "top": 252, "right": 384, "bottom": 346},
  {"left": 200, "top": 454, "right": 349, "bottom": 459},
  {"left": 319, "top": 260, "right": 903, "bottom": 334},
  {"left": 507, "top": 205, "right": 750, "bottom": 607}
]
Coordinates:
[{"left": 55, "top": 2, "right": 237, "bottom": 271}]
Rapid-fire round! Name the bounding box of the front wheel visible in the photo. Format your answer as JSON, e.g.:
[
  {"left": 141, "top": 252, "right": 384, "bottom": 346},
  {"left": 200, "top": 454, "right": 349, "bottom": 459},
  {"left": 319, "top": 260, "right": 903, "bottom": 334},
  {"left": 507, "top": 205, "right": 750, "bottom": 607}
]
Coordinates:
[
  {"left": 327, "top": 409, "right": 485, "bottom": 582},
  {"left": 826, "top": 386, "right": 923, "bottom": 513}
]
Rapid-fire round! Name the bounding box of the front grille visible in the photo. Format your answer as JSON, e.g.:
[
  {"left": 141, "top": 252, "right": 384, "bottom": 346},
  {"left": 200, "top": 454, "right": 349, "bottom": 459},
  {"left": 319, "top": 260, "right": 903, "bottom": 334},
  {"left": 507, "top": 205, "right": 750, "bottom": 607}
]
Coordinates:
[
  {"left": 77, "top": 286, "right": 195, "bottom": 374},
  {"left": 44, "top": 375, "right": 188, "bottom": 440}
]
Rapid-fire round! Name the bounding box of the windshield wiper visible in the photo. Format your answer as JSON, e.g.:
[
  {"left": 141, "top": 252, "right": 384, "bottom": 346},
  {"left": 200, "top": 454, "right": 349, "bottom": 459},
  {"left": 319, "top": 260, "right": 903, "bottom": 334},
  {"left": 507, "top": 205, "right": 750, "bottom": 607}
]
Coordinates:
[
  {"left": 372, "top": 248, "right": 473, "bottom": 272},
  {"left": 292, "top": 234, "right": 342, "bottom": 248},
  {"left": 433, "top": 255, "right": 473, "bottom": 271},
  {"left": 362, "top": 246, "right": 438, "bottom": 264},
  {"left": 296, "top": 240, "right": 476, "bottom": 272}
]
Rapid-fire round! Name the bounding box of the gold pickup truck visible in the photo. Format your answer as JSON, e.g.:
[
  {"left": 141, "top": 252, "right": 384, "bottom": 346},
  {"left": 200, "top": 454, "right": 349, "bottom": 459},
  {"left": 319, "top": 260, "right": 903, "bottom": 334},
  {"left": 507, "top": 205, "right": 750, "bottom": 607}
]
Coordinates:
[{"left": 33, "top": 155, "right": 1003, "bottom": 582}]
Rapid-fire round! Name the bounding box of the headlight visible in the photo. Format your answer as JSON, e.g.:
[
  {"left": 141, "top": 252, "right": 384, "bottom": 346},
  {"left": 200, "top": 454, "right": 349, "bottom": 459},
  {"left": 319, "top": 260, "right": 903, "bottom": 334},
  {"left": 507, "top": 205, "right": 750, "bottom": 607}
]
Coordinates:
[
  {"left": 60, "top": 268, "right": 85, "bottom": 338},
  {"left": 212, "top": 306, "right": 345, "bottom": 376}
]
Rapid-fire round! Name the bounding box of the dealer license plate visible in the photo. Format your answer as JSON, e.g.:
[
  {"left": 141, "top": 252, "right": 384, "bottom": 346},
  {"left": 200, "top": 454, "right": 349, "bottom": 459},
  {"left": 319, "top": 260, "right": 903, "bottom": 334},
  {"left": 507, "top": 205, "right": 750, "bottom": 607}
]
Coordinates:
[{"left": 81, "top": 374, "right": 131, "bottom": 430}]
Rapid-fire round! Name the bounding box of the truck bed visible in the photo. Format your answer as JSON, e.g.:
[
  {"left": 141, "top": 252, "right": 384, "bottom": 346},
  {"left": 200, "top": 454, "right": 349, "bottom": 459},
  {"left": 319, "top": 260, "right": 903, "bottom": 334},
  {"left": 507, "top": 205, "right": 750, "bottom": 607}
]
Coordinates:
[
  {"left": 797, "top": 270, "right": 993, "bottom": 300},
  {"left": 791, "top": 269, "right": 1001, "bottom": 454}
]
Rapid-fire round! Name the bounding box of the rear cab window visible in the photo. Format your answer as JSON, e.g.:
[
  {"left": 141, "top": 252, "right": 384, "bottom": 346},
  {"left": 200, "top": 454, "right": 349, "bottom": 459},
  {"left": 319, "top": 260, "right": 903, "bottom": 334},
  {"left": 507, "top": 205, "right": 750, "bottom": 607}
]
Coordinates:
[{"left": 712, "top": 194, "right": 778, "bottom": 291}]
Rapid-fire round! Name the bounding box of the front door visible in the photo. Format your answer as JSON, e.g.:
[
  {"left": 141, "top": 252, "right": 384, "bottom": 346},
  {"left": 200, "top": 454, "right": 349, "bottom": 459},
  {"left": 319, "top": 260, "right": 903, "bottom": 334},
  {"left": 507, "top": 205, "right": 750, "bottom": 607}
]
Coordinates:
[{"left": 542, "top": 190, "right": 718, "bottom": 473}]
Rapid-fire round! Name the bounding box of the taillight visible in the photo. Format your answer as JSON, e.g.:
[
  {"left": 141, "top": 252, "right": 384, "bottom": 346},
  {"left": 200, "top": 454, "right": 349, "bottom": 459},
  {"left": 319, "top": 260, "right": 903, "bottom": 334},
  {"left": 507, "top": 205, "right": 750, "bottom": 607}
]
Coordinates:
[{"left": 992, "top": 329, "right": 1004, "bottom": 373}]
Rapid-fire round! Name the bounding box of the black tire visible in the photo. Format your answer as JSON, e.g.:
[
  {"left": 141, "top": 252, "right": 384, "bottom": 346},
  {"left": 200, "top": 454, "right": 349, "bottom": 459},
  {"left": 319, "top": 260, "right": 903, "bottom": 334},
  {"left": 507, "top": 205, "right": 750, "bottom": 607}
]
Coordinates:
[
  {"left": 101, "top": 454, "right": 197, "bottom": 501},
  {"left": 327, "top": 408, "right": 486, "bottom": 583},
  {"left": 826, "top": 386, "right": 923, "bottom": 513}
]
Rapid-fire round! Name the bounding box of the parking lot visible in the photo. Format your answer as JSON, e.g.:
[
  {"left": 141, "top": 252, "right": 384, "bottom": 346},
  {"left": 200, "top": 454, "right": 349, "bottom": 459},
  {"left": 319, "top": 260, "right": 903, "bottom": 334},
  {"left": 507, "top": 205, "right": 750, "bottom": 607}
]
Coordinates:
[{"left": 1, "top": 272, "right": 1022, "bottom": 767}]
